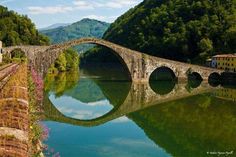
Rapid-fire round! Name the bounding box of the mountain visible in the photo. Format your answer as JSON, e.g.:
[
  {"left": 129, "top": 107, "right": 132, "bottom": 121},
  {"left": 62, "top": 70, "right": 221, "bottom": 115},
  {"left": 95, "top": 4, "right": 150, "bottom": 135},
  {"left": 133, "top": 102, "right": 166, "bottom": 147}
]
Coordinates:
[
  {"left": 40, "top": 18, "right": 110, "bottom": 52},
  {"left": 82, "top": 0, "right": 236, "bottom": 65},
  {"left": 39, "top": 23, "right": 71, "bottom": 31},
  {"left": 0, "top": 5, "right": 49, "bottom": 46}
]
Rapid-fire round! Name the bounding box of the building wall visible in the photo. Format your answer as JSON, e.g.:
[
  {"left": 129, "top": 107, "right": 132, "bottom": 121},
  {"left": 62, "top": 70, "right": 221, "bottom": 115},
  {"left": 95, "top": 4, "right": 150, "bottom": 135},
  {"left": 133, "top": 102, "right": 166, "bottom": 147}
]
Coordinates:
[
  {"left": 214, "top": 56, "right": 236, "bottom": 72},
  {"left": 211, "top": 58, "right": 217, "bottom": 68},
  {"left": 214, "top": 88, "right": 236, "bottom": 102}
]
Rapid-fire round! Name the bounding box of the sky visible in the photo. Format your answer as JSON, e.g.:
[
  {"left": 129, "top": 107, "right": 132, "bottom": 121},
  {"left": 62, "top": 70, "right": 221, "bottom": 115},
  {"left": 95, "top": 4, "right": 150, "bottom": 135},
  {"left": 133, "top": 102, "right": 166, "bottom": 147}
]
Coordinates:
[{"left": 0, "top": 0, "right": 142, "bottom": 29}]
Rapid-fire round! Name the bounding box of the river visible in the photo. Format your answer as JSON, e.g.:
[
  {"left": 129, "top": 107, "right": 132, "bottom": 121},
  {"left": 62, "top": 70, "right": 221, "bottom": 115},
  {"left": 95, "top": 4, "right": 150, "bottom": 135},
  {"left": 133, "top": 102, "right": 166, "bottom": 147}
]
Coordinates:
[{"left": 42, "top": 65, "right": 236, "bottom": 157}]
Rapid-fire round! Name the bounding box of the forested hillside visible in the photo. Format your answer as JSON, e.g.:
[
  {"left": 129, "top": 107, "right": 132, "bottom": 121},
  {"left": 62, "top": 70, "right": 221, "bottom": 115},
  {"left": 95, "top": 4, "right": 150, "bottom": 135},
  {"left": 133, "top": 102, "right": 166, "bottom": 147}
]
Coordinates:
[
  {"left": 40, "top": 18, "right": 110, "bottom": 52},
  {"left": 82, "top": 0, "right": 236, "bottom": 64},
  {"left": 0, "top": 6, "right": 49, "bottom": 46}
]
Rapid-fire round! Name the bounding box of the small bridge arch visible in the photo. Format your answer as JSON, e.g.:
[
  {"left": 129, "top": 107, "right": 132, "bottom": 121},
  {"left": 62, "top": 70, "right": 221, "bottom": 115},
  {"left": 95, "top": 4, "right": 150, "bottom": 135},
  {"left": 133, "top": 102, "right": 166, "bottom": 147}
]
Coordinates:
[{"left": 2, "top": 37, "right": 223, "bottom": 82}]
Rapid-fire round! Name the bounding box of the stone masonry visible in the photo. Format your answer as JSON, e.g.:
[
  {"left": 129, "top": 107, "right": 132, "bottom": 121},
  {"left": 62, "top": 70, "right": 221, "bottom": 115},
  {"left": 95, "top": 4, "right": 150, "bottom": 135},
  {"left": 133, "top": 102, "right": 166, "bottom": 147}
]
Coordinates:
[{"left": 2, "top": 38, "right": 223, "bottom": 82}]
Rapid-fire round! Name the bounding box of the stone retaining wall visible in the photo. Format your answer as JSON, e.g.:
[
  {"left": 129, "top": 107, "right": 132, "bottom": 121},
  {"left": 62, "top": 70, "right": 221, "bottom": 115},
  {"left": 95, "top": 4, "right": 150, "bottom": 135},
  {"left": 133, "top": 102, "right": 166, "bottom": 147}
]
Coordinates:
[{"left": 0, "top": 64, "right": 29, "bottom": 157}]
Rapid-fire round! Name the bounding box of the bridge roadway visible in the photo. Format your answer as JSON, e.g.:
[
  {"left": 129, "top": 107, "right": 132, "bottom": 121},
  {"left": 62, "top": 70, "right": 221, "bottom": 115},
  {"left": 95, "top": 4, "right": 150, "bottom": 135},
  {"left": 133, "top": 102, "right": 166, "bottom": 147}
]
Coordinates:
[
  {"left": 2, "top": 38, "right": 223, "bottom": 82},
  {"left": 43, "top": 81, "right": 221, "bottom": 127}
]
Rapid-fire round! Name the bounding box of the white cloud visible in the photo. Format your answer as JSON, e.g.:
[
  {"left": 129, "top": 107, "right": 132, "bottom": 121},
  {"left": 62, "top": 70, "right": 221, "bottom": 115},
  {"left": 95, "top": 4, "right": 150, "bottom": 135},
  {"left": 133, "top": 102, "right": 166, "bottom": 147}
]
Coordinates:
[
  {"left": 27, "top": 0, "right": 94, "bottom": 15},
  {"left": 73, "top": 0, "right": 94, "bottom": 10},
  {"left": 96, "top": 0, "right": 139, "bottom": 9},
  {"left": 83, "top": 14, "right": 118, "bottom": 22},
  {"left": 57, "top": 106, "right": 105, "bottom": 120},
  {"left": 111, "top": 116, "right": 130, "bottom": 123},
  {"left": 83, "top": 15, "right": 106, "bottom": 21},
  {"left": 0, "top": 0, "right": 15, "bottom": 4},
  {"left": 87, "top": 100, "right": 109, "bottom": 106},
  {"left": 111, "top": 138, "right": 157, "bottom": 148},
  {"left": 28, "top": 6, "right": 73, "bottom": 14},
  {"left": 90, "top": 0, "right": 139, "bottom": 9},
  {"left": 27, "top": 0, "right": 140, "bottom": 16},
  {"left": 73, "top": 0, "right": 139, "bottom": 10}
]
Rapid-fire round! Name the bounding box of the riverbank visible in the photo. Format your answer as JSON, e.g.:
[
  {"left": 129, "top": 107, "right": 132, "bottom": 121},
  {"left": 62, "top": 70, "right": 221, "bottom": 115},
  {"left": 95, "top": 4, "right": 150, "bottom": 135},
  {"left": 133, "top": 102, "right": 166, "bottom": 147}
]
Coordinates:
[
  {"left": 0, "top": 63, "right": 29, "bottom": 156},
  {"left": 0, "top": 63, "right": 46, "bottom": 156}
]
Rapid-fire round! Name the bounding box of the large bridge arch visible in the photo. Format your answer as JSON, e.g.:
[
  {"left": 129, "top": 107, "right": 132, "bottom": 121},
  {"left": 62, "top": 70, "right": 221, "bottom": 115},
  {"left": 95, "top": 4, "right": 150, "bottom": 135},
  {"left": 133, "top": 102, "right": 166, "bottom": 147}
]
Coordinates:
[
  {"left": 35, "top": 38, "right": 137, "bottom": 79},
  {"left": 2, "top": 37, "right": 223, "bottom": 82}
]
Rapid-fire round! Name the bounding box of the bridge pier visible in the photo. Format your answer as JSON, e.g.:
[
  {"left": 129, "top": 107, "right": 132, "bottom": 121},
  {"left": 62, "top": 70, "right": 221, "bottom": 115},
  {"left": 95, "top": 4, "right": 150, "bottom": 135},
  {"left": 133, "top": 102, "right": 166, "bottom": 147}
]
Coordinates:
[{"left": 2, "top": 38, "right": 223, "bottom": 82}]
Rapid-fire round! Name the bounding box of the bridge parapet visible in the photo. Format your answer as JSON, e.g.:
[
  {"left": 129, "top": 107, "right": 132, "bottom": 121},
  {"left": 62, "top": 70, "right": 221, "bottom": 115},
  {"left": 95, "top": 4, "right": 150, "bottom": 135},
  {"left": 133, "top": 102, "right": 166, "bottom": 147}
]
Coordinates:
[{"left": 2, "top": 38, "right": 223, "bottom": 82}]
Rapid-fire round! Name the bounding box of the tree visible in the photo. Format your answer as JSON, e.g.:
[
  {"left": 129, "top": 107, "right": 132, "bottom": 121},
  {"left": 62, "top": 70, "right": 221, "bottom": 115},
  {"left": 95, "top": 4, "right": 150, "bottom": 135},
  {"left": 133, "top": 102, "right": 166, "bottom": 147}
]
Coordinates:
[
  {"left": 83, "top": 0, "right": 236, "bottom": 65},
  {"left": 53, "top": 48, "right": 79, "bottom": 72},
  {"left": 55, "top": 53, "right": 67, "bottom": 72},
  {"left": 225, "top": 26, "right": 236, "bottom": 51},
  {"left": 0, "top": 5, "right": 49, "bottom": 46},
  {"left": 64, "top": 48, "right": 79, "bottom": 70},
  {"left": 198, "top": 38, "right": 213, "bottom": 54}
]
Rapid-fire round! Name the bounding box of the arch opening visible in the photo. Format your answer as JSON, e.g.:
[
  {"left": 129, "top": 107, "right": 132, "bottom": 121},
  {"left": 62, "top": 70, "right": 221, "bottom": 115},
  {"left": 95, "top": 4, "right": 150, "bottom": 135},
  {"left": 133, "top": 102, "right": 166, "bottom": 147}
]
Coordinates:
[
  {"left": 11, "top": 48, "right": 26, "bottom": 58},
  {"left": 44, "top": 41, "right": 132, "bottom": 121},
  {"left": 7, "top": 48, "right": 26, "bottom": 63},
  {"left": 188, "top": 72, "right": 203, "bottom": 81},
  {"left": 43, "top": 92, "right": 123, "bottom": 126},
  {"left": 47, "top": 48, "right": 80, "bottom": 74},
  {"left": 187, "top": 72, "right": 203, "bottom": 89},
  {"left": 79, "top": 44, "right": 131, "bottom": 81},
  {"left": 208, "top": 72, "right": 221, "bottom": 87},
  {"left": 45, "top": 40, "right": 132, "bottom": 81},
  {"left": 149, "top": 66, "right": 177, "bottom": 95}
]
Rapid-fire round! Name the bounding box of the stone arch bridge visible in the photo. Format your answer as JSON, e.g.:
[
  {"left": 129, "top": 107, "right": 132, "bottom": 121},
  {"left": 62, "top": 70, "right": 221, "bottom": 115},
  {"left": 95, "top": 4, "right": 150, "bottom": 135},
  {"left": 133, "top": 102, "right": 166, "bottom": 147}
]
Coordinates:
[{"left": 2, "top": 38, "right": 222, "bottom": 82}]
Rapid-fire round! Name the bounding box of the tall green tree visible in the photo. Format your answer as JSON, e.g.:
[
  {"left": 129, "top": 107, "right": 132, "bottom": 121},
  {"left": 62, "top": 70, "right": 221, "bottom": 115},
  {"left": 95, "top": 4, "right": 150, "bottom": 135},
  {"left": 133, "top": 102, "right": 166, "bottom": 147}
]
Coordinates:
[
  {"left": 0, "top": 6, "right": 49, "bottom": 46},
  {"left": 83, "top": 0, "right": 236, "bottom": 64},
  {"left": 53, "top": 48, "right": 79, "bottom": 72}
]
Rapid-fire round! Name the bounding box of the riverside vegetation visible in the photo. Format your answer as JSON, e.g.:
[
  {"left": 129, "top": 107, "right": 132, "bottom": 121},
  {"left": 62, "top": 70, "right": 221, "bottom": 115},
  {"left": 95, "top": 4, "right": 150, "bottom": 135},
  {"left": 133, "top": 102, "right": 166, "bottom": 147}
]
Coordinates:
[
  {"left": 82, "top": 0, "right": 236, "bottom": 65},
  {"left": 0, "top": 6, "right": 54, "bottom": 156},
  {"left": 48, "top": 48, "right": 80, "bottom": 74},
  {"left": 0, "top": 62, "right": 48, "bottom": 156},
  {"left": 0, "top": 6, "right": 49, "bottom": 46}
]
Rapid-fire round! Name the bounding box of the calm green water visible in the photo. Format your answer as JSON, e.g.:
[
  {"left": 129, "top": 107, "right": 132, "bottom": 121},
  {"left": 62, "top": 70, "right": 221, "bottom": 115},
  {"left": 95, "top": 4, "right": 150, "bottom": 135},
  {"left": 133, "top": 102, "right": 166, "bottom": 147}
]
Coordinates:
[{"left": 42, "top": 66, "right": 236, "bottom": 157}]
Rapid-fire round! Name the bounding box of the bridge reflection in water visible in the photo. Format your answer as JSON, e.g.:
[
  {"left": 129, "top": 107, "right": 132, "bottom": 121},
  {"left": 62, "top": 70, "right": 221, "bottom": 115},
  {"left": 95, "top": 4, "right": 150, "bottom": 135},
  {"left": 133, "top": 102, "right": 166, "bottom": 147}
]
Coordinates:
[
  {"left": 42, "top": 68, "right": 236, "bottom": 157},
  {"left": 43, "top": 78, "right": 216, "bottom": 127}
]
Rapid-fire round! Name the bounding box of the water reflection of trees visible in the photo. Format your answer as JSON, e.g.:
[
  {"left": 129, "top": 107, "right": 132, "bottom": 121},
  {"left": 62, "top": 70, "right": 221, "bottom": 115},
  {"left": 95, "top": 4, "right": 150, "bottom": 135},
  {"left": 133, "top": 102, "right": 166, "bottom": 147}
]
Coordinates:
[
  {"left": 43, "top": 66, "right": 236, "bottom": 156},
  {"left": 129, "top": 94, "right": 236, "bottom": 157},
  {"left": 76, "top": 68, "right": 131, "bottom": 106},
  {"left": 44, "top": 70, "right": 79, "bottom": 97},
  {"left": 43, "top": 76, "right": 236, "bottom": 156},
  {"left": 149, "top": 81, "right": 176, "bottom": 95},
  {"left": 44, "top": 67, "right": 132, "bottom": 108}
]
